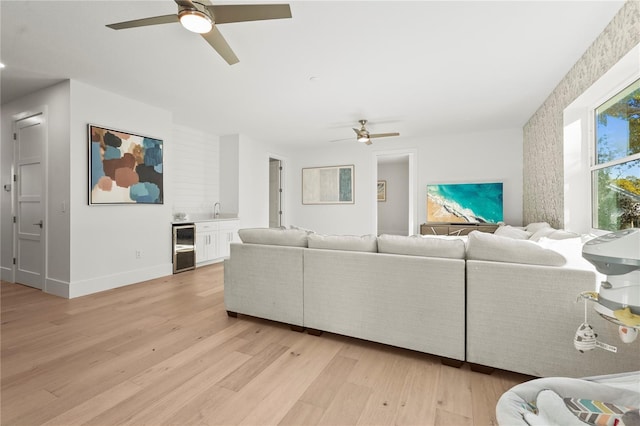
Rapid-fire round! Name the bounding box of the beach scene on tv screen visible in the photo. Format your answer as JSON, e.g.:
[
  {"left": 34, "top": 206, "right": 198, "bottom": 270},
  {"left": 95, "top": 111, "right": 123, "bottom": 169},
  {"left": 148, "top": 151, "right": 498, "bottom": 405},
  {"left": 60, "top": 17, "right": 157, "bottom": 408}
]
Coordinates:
[{"left": 427, "top": 182, "right": 503, "bottom": 223}]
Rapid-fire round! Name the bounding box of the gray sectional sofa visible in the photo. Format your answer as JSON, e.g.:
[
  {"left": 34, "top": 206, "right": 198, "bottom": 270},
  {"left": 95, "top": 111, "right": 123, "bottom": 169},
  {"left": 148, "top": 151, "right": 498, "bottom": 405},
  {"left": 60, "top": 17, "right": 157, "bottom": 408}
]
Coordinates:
[{"left": 223, "top": 227, "right": 640, "bottom": 378}]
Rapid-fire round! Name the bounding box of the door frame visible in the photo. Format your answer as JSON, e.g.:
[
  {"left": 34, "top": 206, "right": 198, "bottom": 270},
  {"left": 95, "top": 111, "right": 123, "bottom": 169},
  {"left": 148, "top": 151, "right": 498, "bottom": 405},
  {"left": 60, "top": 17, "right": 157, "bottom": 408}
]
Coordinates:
[
  {"left": 372, "top": 149, "right": 417, "bottom": 236},
  {"left": 11, "top": 106, "right": 48, "bottom": 290}
]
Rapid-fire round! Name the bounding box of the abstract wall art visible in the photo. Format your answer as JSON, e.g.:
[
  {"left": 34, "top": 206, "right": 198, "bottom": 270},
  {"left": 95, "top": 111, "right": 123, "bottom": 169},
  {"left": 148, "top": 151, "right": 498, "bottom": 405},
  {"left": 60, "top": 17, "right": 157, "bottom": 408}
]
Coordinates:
[
  {"left": 302, "top": 165, "right": 354, "bottom": 204},
  {"left": 89, "top": 124, "right": 163, "bottom": 205}
]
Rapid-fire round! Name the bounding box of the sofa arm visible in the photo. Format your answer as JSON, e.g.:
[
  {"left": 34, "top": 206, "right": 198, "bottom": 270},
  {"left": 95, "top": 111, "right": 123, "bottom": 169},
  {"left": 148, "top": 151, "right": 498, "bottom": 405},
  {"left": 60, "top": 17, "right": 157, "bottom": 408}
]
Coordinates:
[
  {"left": 224, "top": 243, "right": 304, "bottom": 326},
  {"left": 466, "top": 260, "right": 640, "bottom": 377}
]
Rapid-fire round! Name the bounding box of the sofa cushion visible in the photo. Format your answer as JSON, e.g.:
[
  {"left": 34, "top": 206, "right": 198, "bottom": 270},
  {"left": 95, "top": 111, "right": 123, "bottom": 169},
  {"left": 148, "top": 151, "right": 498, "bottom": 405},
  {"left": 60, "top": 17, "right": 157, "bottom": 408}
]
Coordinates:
[
  {"left": 494, "top": 225, "right": 532, "bottom": 240},
  {"left": 307, "top": 234, "right": 378, "bottom": 252},
  {"left": 238, "top": 228, "right": 309, "bottom": 247},
  {"left": 466, "top": 231, "right": 566, "bottom": 266},
  {"left": 377, "top": 234, "right": 465, "bottom": 259}
]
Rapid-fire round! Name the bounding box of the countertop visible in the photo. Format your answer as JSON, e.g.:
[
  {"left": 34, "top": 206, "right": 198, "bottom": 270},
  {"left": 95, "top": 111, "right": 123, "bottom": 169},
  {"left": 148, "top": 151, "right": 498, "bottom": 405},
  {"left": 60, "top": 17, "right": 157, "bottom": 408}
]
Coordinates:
[{"left": 172, "top": 214, "right": 239, "bottom": 224}]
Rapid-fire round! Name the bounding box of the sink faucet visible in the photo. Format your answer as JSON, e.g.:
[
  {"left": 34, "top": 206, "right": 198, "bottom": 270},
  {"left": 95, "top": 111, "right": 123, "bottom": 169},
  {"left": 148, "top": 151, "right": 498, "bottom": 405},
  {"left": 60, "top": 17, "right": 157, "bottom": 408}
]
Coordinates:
[{"left": 214, "top": 202, "right": 221, "bottom": 218}]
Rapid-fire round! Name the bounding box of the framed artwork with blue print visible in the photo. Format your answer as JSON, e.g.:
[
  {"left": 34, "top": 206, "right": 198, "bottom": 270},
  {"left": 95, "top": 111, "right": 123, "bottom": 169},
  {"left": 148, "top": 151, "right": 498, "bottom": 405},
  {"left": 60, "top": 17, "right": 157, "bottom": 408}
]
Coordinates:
[
  {"left": 302, "top": 165, "right": 354, "bottom": 204},
  {"left": 88, "top": 124, "right": 163, "bottom": 205}
]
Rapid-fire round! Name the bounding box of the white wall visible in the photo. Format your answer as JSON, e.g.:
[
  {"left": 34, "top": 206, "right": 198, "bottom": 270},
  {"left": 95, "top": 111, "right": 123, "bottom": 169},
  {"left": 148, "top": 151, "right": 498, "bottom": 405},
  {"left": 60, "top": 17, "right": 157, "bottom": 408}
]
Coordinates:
[
  {"left": 287, "top": 142, "right": 376, "bottom": 235},
  {"left": 220, "top": 133, "right": 290, "bottom": 229},
  {"left": 220, "top": 134, "right": 240, "bottom": 216},
  {"left": 563, "top": 43, "right": 640, "bottom": 234},
  {"left": 2, "top": 79, "right": 224, "bottom": 298},
  {"left": 421, "top": 128, "right": 523, "bottom": 227},
  {"left": 286, "top": 127, "right": 523, "bottom": 235},
  {"left": 171, "top": 124, "right": 220, "bottom": 216},
  {"left": 377, "top": 159, "right": 409, "bottom": 235},
  {"left": 68, "top": 80, "right": 173, "bottom": 297},
  {"left": 1, "top": 81, "right": 71, "bottom": 292}
]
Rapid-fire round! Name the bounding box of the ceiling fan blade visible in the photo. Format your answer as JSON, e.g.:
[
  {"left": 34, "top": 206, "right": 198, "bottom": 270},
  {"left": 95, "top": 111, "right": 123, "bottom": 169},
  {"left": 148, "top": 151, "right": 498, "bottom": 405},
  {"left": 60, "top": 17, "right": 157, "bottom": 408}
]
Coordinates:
[
  {"left": 329, "top": 138, "right": 354, "bottom": 143},
  {"left": 174, "top": 0, "right": 196, "bottom": 7},
  {"left": 352, "top": 128, "right": 360, "bottom": 135},
  {"left": 208, "top": 4, "right": 292, "bottom": 24},
  {"left": 365, "top": 140, "right": 373, "bottom": 146},
  {"left": 369, "top": 132, "right": 400, "bottom": 139},
  {"left": 201, "top": 26, "right": 239, "bottom": 65},
  {"left": 106, "top": 14, "right": 179, "bottom": 30}
]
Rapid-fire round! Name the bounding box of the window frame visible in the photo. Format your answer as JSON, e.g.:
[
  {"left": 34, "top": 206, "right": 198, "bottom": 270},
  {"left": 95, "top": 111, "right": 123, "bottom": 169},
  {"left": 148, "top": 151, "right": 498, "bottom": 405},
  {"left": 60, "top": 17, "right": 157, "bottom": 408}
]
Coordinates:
[{"left": 589, "top": 78, "right": 640, "bottom": 231}]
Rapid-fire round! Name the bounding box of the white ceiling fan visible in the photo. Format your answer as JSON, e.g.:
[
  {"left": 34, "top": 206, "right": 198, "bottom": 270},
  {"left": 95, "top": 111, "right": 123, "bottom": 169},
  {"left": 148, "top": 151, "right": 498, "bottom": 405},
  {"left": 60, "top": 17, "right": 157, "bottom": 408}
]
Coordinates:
[
  {"left": 106, "top": 0, "right": 292, "bottom": 65},
  {"left": 331, "top": 120, "right": 400, "bottom": 145}
]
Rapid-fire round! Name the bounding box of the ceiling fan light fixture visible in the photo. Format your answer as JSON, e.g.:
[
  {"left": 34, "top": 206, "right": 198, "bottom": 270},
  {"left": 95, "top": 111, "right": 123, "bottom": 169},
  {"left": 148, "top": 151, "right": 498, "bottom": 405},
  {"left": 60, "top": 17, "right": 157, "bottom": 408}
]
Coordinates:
[
  {"left": 179, "top": 10, "right": 213, "bottom": 34},
  {"left": 357, "top": 135, "right": 370, "bottom": 143}
]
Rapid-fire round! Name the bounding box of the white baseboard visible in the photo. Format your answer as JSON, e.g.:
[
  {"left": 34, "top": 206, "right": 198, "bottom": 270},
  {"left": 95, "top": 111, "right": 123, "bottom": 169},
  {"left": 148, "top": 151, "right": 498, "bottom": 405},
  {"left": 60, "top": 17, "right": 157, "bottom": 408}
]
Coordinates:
[
  {"left": 45, "top": 278, "right": 70, "bottom": 298},
  {"left": 1, "top": 266, "right": 13, "bottom": 282},
  {"left": 68, "top": 263, "right": 173, "bottom": 298}
]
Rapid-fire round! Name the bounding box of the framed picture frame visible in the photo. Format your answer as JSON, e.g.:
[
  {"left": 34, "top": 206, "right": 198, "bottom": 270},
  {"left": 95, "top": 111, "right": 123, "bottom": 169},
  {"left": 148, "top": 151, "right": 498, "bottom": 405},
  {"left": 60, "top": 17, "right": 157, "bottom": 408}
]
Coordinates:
[
  {"left": 88, "top": 124, "right": 164, "bottom": 205},
  {"left": 302, "top": 165, "right": 354, "bottom": 204},
  {"left": 377, "top": 180, "right": 387, "bottom": 202},
  {"left": 426, "top": 182, "right": 503, "bottom": 223}
]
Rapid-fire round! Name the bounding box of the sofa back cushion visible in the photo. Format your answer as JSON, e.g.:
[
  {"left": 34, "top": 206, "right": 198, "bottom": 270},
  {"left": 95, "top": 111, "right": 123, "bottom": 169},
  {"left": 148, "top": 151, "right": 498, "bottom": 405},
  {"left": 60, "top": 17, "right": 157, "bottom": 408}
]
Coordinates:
[
  {"left": 377, "top": 234, "right": 465, "bottom": 259},
  {"left": 238, "top": 228, "right": 309, "bottom": 247},
  {"left": 307, "top": 234, "right": 378, "bottom": 252},
  {"left": 466, "top": 231, "right": 566, "bottom": 266}
]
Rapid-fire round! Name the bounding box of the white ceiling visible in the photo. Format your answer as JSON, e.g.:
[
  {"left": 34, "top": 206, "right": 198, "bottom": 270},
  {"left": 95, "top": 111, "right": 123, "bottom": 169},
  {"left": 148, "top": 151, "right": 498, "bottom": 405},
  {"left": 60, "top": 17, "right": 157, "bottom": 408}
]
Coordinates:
[{"left": 0, "top": 1, "right": 625, "bottom": 147}]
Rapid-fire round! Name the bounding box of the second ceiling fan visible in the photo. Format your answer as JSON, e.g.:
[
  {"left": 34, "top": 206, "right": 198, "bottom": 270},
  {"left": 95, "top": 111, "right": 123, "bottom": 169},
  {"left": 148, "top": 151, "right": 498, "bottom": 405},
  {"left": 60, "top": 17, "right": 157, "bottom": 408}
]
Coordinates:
[
  {"left": 348, "top": 120, "right": 400, "bottom": 145},
  {"left": 106, "top": 0, "right": 292, "bottom": 65}
]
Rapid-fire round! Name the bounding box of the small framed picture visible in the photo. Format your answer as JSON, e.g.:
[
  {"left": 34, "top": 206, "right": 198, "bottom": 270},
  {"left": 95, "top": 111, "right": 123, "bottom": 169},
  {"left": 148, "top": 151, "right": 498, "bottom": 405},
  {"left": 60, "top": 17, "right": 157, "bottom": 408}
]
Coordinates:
[{"left": 377, "top": 180, "right": 386, "bottom": 202}]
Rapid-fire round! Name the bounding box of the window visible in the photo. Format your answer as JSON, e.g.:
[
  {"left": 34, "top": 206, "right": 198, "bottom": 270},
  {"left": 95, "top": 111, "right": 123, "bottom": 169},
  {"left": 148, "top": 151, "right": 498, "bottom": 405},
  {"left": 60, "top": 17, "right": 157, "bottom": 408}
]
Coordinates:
[{"left": 592, "top": 78, "right": 640, "bottom": 231}]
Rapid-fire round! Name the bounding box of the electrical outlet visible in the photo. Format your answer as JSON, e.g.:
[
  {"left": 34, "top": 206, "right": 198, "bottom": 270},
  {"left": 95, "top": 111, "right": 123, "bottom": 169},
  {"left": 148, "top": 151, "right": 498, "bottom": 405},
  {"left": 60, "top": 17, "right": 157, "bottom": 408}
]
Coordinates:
[{"left": 135, "top": 250, "right": 142, "bottom": 259}]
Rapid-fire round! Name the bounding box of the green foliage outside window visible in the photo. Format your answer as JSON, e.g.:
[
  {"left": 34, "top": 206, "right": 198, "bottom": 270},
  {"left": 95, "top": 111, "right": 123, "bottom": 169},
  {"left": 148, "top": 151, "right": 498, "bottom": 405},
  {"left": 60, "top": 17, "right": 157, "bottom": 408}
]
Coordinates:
[{"left": 593, "top": 79, "right": 640, "bottom": 231}]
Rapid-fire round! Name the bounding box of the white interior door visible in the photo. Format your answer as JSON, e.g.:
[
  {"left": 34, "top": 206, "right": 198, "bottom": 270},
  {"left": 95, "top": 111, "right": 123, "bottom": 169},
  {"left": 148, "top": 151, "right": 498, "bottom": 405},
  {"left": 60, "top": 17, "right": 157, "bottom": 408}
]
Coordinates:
[
  {"left": 269, "top": 158, "right": 282, "bottom": 228},
  {"left": 14, "top": 114, "right": 45, "bottom": 289}
]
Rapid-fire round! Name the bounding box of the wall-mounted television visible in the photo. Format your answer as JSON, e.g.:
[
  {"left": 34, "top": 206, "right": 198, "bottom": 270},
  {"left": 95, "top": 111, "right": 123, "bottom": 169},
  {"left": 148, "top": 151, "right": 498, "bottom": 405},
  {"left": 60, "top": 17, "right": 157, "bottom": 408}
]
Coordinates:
[{"left": 427, "top": 182, "right": 503, "bottom": 224}]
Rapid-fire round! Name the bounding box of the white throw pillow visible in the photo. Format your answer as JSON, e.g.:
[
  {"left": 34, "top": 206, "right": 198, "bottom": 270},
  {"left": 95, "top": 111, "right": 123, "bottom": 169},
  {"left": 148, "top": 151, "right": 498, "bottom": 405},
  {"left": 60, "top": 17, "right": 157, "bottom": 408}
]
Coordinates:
[
  {"left": 466, "top": 231, "right": 566, "bottom": 266},
  {"left": 289, "top": 225, "right": 315, "bottom": 234},
  {"left": 547, "top": 229, "right": 580, "bottom": 240},
  {"left": 494, "top": 225, "right": 533, "bottom": 240},
  {"left": 526, "top": 222, "right": 552, "bottom": 234},
  {"left": 238, "top": 228, "right": 309, "bottom": 247},
  {"left": 377, "top": 234, "right": 465, "bottom": 259},
  {"left": 307, "top": 234, "right": 378, "bottom": 252},
  {"left": 529, "top": 226, "right": 557, "bottom": 241},
  {"left": 530, "top": 227, "right": 580, "bottom": 242}
]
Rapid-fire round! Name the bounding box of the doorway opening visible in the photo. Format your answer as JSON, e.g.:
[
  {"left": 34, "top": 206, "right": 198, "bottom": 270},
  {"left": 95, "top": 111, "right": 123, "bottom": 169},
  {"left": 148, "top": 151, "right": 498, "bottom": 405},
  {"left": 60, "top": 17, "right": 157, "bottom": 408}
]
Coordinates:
[
  {"left": 269, "top": 157, "right": 283, "bottom": 228},
  {"left": 375, "top": 151, "right": 415, "bottom": 236}
]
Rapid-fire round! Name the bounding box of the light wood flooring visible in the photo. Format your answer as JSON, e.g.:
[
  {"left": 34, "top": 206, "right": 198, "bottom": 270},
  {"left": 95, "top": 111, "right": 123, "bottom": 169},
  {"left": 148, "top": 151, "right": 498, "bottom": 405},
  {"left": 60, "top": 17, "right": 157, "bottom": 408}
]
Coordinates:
[{"left": 1, "top": 264, "right": 532, "bottom": 425}]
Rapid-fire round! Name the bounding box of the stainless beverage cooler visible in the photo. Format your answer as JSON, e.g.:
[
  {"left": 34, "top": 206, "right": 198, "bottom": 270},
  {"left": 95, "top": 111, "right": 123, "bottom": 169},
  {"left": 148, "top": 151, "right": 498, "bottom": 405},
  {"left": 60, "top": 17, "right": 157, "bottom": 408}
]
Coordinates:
[{"left": 172, "top": 223, "right": 195, "bottom": 273}]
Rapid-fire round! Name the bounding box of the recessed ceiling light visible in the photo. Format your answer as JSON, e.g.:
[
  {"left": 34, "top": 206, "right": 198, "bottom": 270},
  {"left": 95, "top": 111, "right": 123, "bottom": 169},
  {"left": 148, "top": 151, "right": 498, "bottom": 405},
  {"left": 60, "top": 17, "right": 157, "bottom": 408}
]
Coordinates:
[{"left": 0, "top": 63, "right": 5, "bottom": 69}]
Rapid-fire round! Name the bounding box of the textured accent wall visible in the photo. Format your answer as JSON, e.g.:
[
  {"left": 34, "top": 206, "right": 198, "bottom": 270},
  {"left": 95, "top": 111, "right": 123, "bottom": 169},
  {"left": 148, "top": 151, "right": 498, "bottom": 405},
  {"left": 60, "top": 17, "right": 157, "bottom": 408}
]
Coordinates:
[{"left": 523, "top": 0, "right": 640, "bottom": 228}]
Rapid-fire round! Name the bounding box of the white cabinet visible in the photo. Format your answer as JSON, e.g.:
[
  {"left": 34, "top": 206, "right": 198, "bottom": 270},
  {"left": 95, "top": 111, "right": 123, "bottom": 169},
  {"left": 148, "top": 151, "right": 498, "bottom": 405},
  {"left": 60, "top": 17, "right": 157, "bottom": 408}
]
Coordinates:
[
  {"left": 217, "top": 220, "right": 240, "bottom": 259},
  {"left": 195, "top": 219, "right": 240, "bottom": 265},
  {"left": 195, "top": 221, "right": 218, "bottom": 264}
]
